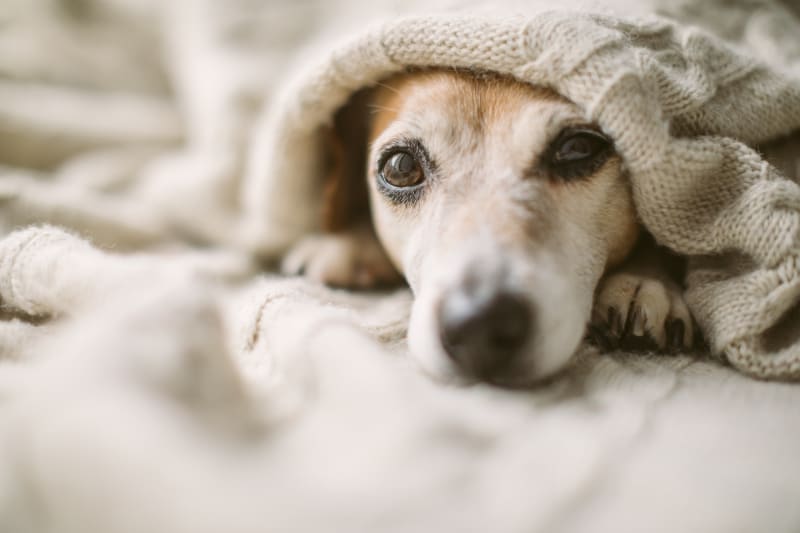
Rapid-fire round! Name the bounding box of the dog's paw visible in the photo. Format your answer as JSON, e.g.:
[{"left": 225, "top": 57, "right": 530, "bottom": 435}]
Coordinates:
[
  {"left": 281, "top": 231, "right": 402, "bottom": 289},
  {"left": 588, "top": 272, "right": 694, "bottom": 353}
]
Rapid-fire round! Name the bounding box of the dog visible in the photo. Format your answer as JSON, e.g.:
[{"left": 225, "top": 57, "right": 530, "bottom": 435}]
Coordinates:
[{"left": 282, "top": 69, "right": 695, "bottom": 387}]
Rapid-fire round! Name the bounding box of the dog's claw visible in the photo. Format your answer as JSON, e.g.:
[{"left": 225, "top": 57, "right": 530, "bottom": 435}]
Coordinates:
[
  {"left": 591, "top": 272, "right": 694, "bottom": 354},
  {"left": 606, "top": 306, "right": 619, "bottom": 337},
  {"left": 665, "top": 318, "right": 686, "bottom": 354},
  {"left": 623, "top": 304, "right": 639, "bottom": 339},
  {"left": 587, "top": 324, "right": 614, "bottom": 351}
]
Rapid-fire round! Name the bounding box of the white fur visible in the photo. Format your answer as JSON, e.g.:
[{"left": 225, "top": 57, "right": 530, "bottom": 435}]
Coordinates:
[{"left": 367, "top": 73, "right": 630, "bottom": 382}]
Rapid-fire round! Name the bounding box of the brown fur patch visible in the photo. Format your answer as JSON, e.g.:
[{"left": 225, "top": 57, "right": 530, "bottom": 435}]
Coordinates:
[{"left": 321, "top": 88, "right": 373, "bottom": 232}]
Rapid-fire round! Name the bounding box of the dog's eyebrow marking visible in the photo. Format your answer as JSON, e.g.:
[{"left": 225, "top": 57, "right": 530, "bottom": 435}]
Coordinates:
[
  {"left": 543, "top": 107, "right": 587, "bottom": 137},
  {"left": 545, "top": 112, "right": 562, "bottom": 131}
]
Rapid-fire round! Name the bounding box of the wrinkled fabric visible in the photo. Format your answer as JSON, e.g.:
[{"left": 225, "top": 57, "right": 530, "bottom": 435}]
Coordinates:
[
  {"left": 1, "top": 1, "right": 800, "bottom": 532},
  {"left": 246, "top": 0, "right": 800, "bottom": 379}
]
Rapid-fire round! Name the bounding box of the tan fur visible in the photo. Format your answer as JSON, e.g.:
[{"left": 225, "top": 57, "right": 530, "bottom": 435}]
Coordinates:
[
  {"left": 367, "top": 71, "right": 639, "bottom": 277},
  {"left": 284, "top": 69, "right": 694, "bottom": 385}
]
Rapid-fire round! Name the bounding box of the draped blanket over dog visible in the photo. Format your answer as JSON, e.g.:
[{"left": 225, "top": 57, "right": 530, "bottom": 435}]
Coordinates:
[
  {"left": 2, "top": 1, "right": 800, "bottom": 532},
  {"left": 247, "top": 0, "right": 800, "bottom": 379}
]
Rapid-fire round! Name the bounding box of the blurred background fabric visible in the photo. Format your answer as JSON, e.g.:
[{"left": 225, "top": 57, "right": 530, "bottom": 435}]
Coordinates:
[
  {"left": 1, "top": 0, "right": 798, "bottom": 249},
  {"left": 0, "top": 1, "right": 799, "bottom": 532},
  {"left": 0, "top": 0, "right": 315, "bottom": 247}
]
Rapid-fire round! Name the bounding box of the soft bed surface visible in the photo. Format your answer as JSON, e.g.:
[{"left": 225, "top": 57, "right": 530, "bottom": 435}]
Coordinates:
[{"left": 1, "top": 1, "right": 800, "bottom": 532}]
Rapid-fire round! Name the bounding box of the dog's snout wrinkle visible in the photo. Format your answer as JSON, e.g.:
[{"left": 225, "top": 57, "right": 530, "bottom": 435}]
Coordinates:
[{"left": 437, "top": 288, "right": 532, "bottom": 381}]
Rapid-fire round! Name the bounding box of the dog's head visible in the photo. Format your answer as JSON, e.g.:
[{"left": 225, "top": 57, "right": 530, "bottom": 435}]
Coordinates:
[{"left": 334, "top": 69, "right": 638, "bottom": 386}]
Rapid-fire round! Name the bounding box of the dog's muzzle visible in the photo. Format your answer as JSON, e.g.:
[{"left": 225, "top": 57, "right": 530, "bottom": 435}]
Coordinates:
[
  {"left": 437, "top": 285, "right": 532, "bottom": 381},
  {"left": 408, "top": 241, "right": 588, "bottom": 386}
]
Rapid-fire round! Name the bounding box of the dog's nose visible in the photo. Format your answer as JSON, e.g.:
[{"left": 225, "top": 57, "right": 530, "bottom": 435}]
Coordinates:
[{"left": 437, "top": 289, "right": 532, "bottom": 379}]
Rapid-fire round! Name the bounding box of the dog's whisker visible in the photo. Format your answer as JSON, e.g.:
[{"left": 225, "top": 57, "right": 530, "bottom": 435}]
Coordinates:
[
  {"left": 367, "top": 103, "right": 401, "bottom": 115},
  {"left": 374, "top": 82, "right": 402, "bottom": 96}
]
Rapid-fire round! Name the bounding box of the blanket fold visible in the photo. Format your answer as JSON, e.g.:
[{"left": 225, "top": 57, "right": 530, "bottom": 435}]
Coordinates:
[
  {"left": 245, "top": 0, "right": 800, "bottom": 380},
  {"left": 3, "top": 2, "right": 800, "bottom": 532}
]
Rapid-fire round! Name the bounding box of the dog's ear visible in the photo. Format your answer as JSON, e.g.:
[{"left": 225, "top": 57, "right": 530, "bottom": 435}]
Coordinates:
[{"left": 320, "top": 88, "right": 373, "bottom": 232}]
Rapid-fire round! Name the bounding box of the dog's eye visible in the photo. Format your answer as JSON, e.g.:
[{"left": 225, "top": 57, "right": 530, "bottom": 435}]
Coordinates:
[
  {"left": 547, "top": 128, "right": 612, "bottom": 180},
  {"left": 375, "top": 139, "right": 432, "bottom": 205},
  {"left": 381, "top": 151, "right": 424, "bottom": 188},
  {"left": 554, "top": 133, "right": 607, "bottom": 162}
]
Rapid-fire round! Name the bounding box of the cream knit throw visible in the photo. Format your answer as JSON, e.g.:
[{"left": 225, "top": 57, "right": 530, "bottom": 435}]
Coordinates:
[
  {"left": 244, "top": 0, "right": 800, "bottom": 380},
  {"left": 2, "top": 2, "right": 800, "bottom": 531}
]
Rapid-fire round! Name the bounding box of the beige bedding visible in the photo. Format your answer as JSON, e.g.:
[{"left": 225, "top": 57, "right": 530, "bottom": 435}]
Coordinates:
[{"left": 1, "top": 1, "right": 800, "bottom": 532}]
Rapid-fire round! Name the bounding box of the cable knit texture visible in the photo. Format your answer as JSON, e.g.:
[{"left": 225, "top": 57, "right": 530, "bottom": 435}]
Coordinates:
[
  {"left": 1, "top": 2, "right": 800, "bottom": 532},
  {"left": 245, "top": 1, "right": 800, "bottom": 380}
]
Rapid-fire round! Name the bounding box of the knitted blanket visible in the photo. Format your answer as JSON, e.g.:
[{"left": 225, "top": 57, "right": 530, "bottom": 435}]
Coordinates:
[
  {"left": 244, "top": 0, "right": 800, "bottom": 380},
  {"left": 2, "top": 1, "right": 800, "bottom": 532}
]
